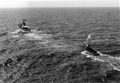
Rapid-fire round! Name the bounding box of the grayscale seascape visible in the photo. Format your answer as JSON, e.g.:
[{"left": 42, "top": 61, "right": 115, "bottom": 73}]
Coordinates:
[{"left": 0, "top": 7, "right": 119, "bottom": 83}]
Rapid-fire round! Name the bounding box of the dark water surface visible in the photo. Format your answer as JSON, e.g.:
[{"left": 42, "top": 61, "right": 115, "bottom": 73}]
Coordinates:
[{"left": 0, "top": 7, "right": 120, "bottom": 83}]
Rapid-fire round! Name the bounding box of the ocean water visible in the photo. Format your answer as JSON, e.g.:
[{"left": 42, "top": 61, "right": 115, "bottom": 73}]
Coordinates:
[
  {"left": 0, "top": 7, "right": 120, "bottom": 83},
  {"left": 0, "top": 7, "right": 120, "bottom": 53}
]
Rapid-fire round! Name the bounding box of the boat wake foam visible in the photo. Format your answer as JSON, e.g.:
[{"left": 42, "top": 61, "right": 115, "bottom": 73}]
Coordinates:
[
  {"left": 9, "top": 29, "right": 52, "bottom": 40},
  {"left": 81, "top": 50, "right": 120, "bottom": 71}
]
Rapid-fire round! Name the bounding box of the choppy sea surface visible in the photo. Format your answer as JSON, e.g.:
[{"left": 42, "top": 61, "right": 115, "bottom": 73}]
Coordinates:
[{"left": 0, "top": 8, "right": 120, "bottom": 83}]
